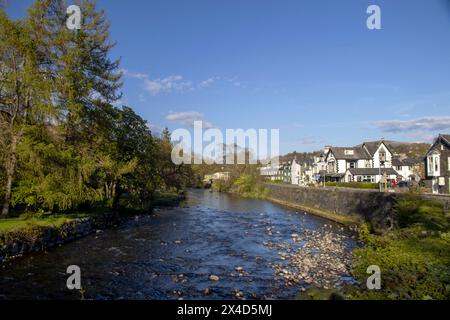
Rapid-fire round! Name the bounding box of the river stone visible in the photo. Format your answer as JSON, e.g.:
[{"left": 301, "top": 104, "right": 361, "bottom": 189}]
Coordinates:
[{"left": 209, "top": 275, "right": 220, "bottom": 281}]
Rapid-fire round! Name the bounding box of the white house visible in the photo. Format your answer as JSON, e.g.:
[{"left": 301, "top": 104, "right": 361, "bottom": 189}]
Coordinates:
[
  {"left": 425, "top": 134, "right": 450, "bottom": 194},
  {"left": 324, "top": 146, "right": 372, "bottom": 181},
  {"left": 324, "top": 140, "right": 403, "bottom": 183},
  {"left": 392, "top": 158, "right": 419, "bottom": 181},
  {"left": 260, "top": 163, "right": 281, "bottom": 181},
  {"left": 291, "top": 158, "right": 301, "bottom": 185}
]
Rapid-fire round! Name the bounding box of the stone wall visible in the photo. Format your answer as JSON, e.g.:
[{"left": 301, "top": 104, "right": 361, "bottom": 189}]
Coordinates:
[{"left": 266, "top": 183, "right": 450, "bottom": 232}]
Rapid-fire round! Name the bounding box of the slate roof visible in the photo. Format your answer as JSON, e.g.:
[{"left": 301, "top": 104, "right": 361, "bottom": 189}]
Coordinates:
[
  {"left": 360, "top": 140, "right": 395, "bottom": 156},
  {"left": 392, "top": 158, "right": 422, "bottom": 166},
  {"left": 347, "top": 168, "right": 399, "bottom": 176},
  {"left": 428, "top": 134, "right": 450, "bottom": 153},
  {"left": 328, "top": 147, "right": 371, "bottom": 160},
  {"left": 440, "top": 134, "right": 450, "bottom": 145}
]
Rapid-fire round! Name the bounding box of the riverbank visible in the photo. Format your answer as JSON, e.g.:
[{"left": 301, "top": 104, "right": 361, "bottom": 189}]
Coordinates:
[
  {"left": 0, "top": 192, "right": 185, "bottom": 264},
  {"left": 0, "top": 213, "right": 116, "bottom": 264},
  {"left": 255, "top": 184, "right": 450, "bottom": 299},
  {"left": 266, "top": 196, "right": 360, "bottom": 226}
]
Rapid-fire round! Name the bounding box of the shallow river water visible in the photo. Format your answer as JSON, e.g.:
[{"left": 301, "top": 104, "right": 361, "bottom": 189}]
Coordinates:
[{"left": 0, "top": 189, "right": 357, "bottom": 300}]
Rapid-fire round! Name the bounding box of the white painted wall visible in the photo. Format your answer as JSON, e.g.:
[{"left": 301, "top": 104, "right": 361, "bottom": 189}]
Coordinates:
[
  {"left": 337, "top": 159, "right": 347, "bottom": 173},
  {"left": 291, "top": 160, "right": 301, "bottom": 185},
  {"left": 372, "top": 143, "right": 393, "bottom": 168}
]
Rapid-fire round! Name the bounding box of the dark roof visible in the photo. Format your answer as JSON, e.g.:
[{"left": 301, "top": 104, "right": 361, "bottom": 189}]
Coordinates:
[
  {"left": 328, "top": 147, "right": 371, "bottom": 160},
  {"left": 360, "top": 140, "right": 395, "bottom": 156},
  {"left": 347, "top": 167, "right": 399, "bottom": 176},
  {"left": 427, "top": 134, "right": 450, "bottom": 153},
  {"left": 440, "top": 134, "right": 450, "bottom": 146},
  {"left": 392, "top": 158, "right": 422, "bottom": 166}
]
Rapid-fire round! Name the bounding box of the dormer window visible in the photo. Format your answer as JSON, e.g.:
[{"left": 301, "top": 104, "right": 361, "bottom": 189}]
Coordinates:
[{"left": 344, "top": 149, "right": 354, "bottom": 155}]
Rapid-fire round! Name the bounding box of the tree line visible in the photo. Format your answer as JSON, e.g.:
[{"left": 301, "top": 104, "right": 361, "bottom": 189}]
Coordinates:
[{"left": 0, "top": 0, "right": 191, "bottom": 217}]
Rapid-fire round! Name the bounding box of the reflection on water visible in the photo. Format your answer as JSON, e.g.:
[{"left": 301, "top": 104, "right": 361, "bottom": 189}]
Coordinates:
[{"left": 0, "top": 189, "right": 357, "bottom": 300}]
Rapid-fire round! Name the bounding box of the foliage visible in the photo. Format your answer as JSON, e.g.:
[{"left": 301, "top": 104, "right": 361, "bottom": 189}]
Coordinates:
[
  {"left": 348, "top": 196, "right": 450, "bottom": 300},
  {"left": 232, "top": 173, "right": 269, "bottom": 199},
  {"left": 395, "top": 195, "right": 449, "bottom": 231},
  {"left": 0, "top": 1, "right": 191, "bottom": 218}
]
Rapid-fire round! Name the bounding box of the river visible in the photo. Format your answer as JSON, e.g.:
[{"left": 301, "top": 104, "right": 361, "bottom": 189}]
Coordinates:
[{"left": 0, "top": 189, "right": 358, "bottom": 300}]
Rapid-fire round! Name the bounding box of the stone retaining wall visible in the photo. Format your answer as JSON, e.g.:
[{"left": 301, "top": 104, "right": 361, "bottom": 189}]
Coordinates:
[{"left": 266, "top": 183, "right": 450, "bottom": 232}]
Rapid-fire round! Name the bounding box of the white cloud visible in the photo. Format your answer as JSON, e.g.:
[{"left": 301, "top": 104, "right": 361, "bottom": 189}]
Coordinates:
[
  {"left": 121, "top": 68, "right": 149, "bottom": 80},
  {"left": 144, "top": 75, "right": 192, "bottom": 95},
  {"left": 374, "top": 116, "right": 450, "bottom": 133},
  {"left": 199, "top": 77, "right": 218, "bottom": 88},
  {"left": 166, "top": 111, "right": 214, "bottom": 129}
]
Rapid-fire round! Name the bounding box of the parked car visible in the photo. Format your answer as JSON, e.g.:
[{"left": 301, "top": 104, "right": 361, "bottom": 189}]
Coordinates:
[{"left": 398, "top": 181, "right": 409, "bottom": 188}]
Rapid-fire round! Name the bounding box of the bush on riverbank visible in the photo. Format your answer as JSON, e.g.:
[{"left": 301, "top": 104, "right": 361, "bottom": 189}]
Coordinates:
[
  {"left": 347, "top": 196, "right": 450, "bottom": 300},
  {"left": 232, "top": 174, "right": 270, "bottom": 199}
]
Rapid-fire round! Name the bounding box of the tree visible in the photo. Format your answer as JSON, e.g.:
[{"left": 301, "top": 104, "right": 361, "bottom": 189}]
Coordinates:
[{"left": 0, "top": 10, "right": 53, "bottom": 216}]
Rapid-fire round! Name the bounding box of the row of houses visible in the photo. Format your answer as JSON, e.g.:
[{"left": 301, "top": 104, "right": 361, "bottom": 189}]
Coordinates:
[{"left": 260, "top": 134, "right": 450, "bottom": 195}]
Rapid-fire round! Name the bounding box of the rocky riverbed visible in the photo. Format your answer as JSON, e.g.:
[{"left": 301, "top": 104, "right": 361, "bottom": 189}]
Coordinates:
[{"left": 268, "top": 224, "right": 354, "bottom": 291}]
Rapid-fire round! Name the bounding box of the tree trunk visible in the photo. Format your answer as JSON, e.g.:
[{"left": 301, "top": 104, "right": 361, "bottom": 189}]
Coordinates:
[
  {"left": 1, "top": 134, "right": 18, "bottom": 217},
  {"left": 111, "top": 182, "right": 122, "bottom": 220}
]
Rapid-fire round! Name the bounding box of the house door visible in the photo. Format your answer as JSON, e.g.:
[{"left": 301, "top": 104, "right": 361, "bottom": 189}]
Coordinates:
[{"left": 432, "top": 178, "right": 439, "bottom": 194}]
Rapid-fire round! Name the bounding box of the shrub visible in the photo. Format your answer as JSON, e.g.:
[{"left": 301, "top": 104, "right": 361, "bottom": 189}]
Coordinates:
[
  {"left": 232, "top": 174, "right": 269, "bottom": 198},
  {"left": 349, "top": 228, "right": 450, "bottom": 300},
  {"left": 395, "top": 195, "right": 449, "bottom": 231}
]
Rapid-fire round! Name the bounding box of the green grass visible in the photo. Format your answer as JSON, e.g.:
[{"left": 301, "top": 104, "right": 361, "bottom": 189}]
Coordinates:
[
  {"left": 0, "top": 213, "right": 88, "bottom": 234},
  {"left": 326, "top": 182, "right": 379, "bottom": 189}
]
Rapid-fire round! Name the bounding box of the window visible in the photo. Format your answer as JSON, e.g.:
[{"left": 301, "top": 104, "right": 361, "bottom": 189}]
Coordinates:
[
  {"left": 379, "top": 151, "right": 386, "bottom": 162},
  {"left": 361, "top": 175, "right": 374, "bottom": 182},
  {"left": 428, "top": 156, "right": 433, "bottom": 173},
  {"left": 428, "top": 153, "right": 440, "bottom": 176},
  {"left": 448, "top": 157, "right": 450, "bottom": 171},
  {"left": 344, "top": 149, "right": 354, "bottom": 155}
]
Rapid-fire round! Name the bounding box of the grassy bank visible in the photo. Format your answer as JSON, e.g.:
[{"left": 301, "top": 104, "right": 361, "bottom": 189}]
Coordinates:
[
  {"left": 346, "top": 195, "right": 450, "bottom": 300},
  {"left": 0, "top": 213, "right": 89, "bottom": 234},
  {"left": 325, "top": 182, "right": 379, "bottom": 190}
]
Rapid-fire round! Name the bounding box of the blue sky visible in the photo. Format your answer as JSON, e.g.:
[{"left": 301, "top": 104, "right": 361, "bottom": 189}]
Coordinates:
[{"left": 7, "top": 0, "right": 450, "bottom": 153}]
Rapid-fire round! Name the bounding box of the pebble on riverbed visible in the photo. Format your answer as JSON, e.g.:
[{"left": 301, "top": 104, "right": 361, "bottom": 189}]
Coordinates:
[
  {"left": 271, "top": 226, "right": 352, "bottom": 289},
  {"left": 209, "top": 275, "right": 220, "bottom": 281}
]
